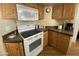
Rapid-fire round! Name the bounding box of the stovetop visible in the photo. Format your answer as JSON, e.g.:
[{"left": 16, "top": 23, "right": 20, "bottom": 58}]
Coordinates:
[{"left": 20, "top": 29, "right": 42, "bottom": 38}]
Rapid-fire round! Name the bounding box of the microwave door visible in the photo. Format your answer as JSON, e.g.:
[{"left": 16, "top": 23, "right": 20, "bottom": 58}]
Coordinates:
[
  {"left": 17, "top": 4, "right": 38, "bottom": 21},
  {"left": 18, "top": 8, "right": 33, "bottom": 20}
]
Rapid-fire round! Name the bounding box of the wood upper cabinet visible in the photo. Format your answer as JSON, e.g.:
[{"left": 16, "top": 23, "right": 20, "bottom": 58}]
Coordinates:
[
  {"left": 0, "top": 4, "right": 17, "bottom": 19},
  {"left": 0, "top": 4, "right": 2, "bottom": 17},
  {"left": 23, "top": 3, "right": 38, "bottom": 9},
  {"left": 63, "top": 4, "right": 76, "bottom": 19},
  {"left": 5, "top": 42, "right": 24, "bottom": 56},
  {"left": 52, "top": 4, "right": 76, "bottom": 20},
  {"left": 43, "top": 31, "right": 48, "bottom": 47},
  {"left": 38, "top": 4, "right": 44, "bottom": 20},
  {"left": 52, "top": 4, "right": 63, "bottom": 19}
]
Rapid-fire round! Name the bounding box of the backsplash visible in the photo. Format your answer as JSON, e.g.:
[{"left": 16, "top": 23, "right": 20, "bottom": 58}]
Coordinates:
[
  {"left": 37, "top": 6, "right": 59, "bottom": 26},
  {"left": 0, "top": 19, "right": 16, "bottom": 35},
  {"left": 16, "top": 20, "right": 37, "bottom": 26},
  {"left": 0, "top": 19, "right": 16, "bottom": 55}
]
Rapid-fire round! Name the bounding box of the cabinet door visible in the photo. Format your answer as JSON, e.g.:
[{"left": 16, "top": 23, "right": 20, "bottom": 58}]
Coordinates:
[
  {"left": 56, "top": 33, "right": 70, "bottom": 54},
  {"left": 44, "top": 31, "right": 48, "bottom": 47},
  {"left": 63, "top": 4, "right": 76, "bottom": 19},
  {"left": 56, "top": 33, "right": 62, "bottom": 51},
  {"left": 24, "top": 3, "right": 38, "bottom": 9},
  {"left": 2, "top": 4, "right": 16, "bottom": 19},
  {"left": 19, "top": 42, "right": 24, "bottom": 56},
  {"left": 52, "top": 4, "right": 63, "bottom": 19},
  {"left": 0, "top": 4, "right": 2, "bottom": 18},
  {"left": 48, "top": 31, "right": 52, "bottom": 46},
  {"left": 48, "top": 31, "right": 57, "bottom": 48},
  {"left": 5, "top": 43, "right": 20, "bottom": 56},
  {"left": 61, "top": 34, "right": 70, "bottom": 53},
  {"left": 38, "top": 4, "right": 44, "bottom": 20}
]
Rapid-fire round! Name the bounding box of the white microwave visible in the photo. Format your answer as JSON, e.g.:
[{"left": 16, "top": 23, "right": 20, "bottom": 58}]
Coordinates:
[{"left": 16, "top": 4, "right": 38, "bottom": 21}]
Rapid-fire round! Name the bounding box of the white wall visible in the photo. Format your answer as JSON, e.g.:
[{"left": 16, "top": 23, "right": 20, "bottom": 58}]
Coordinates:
[
  {"left": 0, "top": 35, "right": 7, "bottom": 55},
  {"left": 0, "top": 19, "right": 16, "bottom": 55},
  {"left": 0, "top": 19, "right": 16, "bottom": 35},
  {"left": 71, "top": 4, "right": 79, "bottom": 42}
]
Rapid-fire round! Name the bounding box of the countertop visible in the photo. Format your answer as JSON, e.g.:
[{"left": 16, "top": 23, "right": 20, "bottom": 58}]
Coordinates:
[
  {"left": 42, "top": 26, "right": 73, "bottom": 36},
  {"left": 3, "top": 30, "right": 23, "bottom": 43},
  {"left": 3, "top": 29, "right": 42, "bottom": 43},
  {"left": 3, "top": 26, "right": 73, "bottom": 43}
]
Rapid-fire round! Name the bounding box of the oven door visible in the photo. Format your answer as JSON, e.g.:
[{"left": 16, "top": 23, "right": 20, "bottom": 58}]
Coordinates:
[{"left": 24, "top": 32, "right": 43, "bottom": 56}]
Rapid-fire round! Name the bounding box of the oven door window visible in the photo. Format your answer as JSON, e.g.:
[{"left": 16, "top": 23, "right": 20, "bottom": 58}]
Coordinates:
[{"left": 29, "top": 38, "right": 41, "bottom": 52}]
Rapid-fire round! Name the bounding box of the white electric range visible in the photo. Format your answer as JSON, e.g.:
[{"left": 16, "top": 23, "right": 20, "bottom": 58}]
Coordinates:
[{"left": 17, "top": 24, "right": 43, "bottom": 56}]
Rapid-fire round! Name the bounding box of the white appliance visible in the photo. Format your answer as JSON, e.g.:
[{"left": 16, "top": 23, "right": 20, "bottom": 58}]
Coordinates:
[
  {"left": 17, "top": 25, "right": 43, "bottom": 56},
  {"left": 16, "top": 4, "right": 38, "bottom": 21}
]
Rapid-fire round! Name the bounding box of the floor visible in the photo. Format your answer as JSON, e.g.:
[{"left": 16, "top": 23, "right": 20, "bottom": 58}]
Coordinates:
[
  {"left": 67, "top": 40, "right": 79, "bottom": 56},
  {"left": 38, "top": 45, "right": 65, "bottom": 56}
]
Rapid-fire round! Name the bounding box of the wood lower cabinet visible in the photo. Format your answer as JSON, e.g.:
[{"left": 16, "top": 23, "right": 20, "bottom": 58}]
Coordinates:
[
  {"left": 43, "top": 31, "right": 48, "bottom": 47},
  {"left": 56, "top": 33, "right": 70, "bottom": 53},
  {"left": 48, "top": 31, "right": 70, "bottom": 54},
  {"left": 48, "top": 31, "right": 57, "bottom": 48},
  {"left": 0, "top": 4, "right": 16, "bottom": 19},
  {"left": 5, "top": 42, "right": 24, "bottom": 56}
]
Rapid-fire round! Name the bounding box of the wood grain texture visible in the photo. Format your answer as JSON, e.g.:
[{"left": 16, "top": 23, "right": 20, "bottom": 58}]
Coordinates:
[
  {"left": 52, "top": 4, "right": 63, "bottom": 19},
  {"left": 48, "top": 31, "right": 57, "bottom": 48},
  {"left": 5, "top": 42, "right": 24, "bottom": 56},
  {"left": 22, "top": 3, "right": 38, "bottom": 9},
  {"left": 52, "top": 4, "right": 76, "bottom": 20},
  {"left": 19, "top": 43, "right": 24, "bottom": 56},
  {"left": 38, "top": 4, "right": 44, "bottom": 20},
  {"left": 63, "top": 4, "right": 76, "bottom": 19},
  {"left": 48, "top": 31, "right": 70, "bottom": 54},
  {"left": 5, "top": 43, "right": 20, "bottom": 56},
  {"left": 1, "top": 4, "right": 16, "bottom": 19},
  {"left": 0, "top": 4, "right": 2, "bottom": 18},
  {"left": 57, "top": 33, "right": 70, "bottom": 54},
  {"left": 44, "top": 31, "right": 48, "bottom": 47}
]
